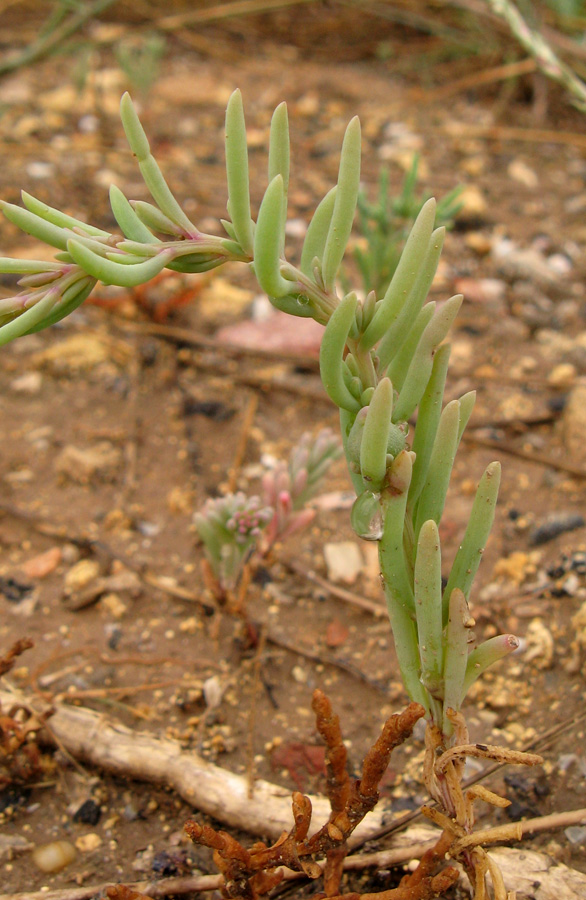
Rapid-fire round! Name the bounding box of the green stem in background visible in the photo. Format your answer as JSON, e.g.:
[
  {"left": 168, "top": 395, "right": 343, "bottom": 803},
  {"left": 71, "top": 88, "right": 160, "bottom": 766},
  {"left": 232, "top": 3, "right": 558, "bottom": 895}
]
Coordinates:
[
  {"left": 0, "top": 0, "right": 116, "bottom": 78},
  {"left": 487, "top": 0, "right": 586, "bottom": 111}
]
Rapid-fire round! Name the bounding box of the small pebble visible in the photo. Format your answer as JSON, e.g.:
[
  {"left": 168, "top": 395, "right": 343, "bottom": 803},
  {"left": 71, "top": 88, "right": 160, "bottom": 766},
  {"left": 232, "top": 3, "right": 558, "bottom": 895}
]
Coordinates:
[
  {"left": 547, "top": 363, "right": 577, "bottom": 389},
  {"left": 73, "top": 798, "right": 101, "bottom": 826},
  {"left": 323, "top": 541, "right": 363, "bottom": 584},
  {"left": 75, "top": 832, "right": 102, "bottom": 852},
  {"left": 564, "top": 825, "right": 586, "bottom": 845},
  {"left": 529, "top": 513, "right": 585, "bottom": 546},
  {"left": 32, "top": 840, "right": 76, "bottom": 873},
  {"left": 10, "top": 372, "right": 42, "bottom": 394},
  {"left": 65, "top": 559, "right": 101, "bottom": 592}
]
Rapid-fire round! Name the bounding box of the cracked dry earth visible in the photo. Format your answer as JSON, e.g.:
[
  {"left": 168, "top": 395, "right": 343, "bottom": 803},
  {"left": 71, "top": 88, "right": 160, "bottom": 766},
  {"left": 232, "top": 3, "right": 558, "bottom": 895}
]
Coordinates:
[{"left": 1, "top": 8, "right": 586, "bottom": 897}]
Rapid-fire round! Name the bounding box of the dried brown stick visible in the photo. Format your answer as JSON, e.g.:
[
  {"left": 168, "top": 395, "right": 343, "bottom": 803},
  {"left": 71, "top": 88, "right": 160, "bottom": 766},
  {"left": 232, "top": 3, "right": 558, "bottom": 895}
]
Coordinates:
[
  {"left": 227, "top": 392, "right": 258, "bottom": 493},
  {"left": 158, "top": 0, "right": 318, "bottom": 29},
  {"left": 0, "top": 687, "right": 388, "bottom": 842},
  {"left": 443, "top": 120, "right": 586, "bottom": 150},
  {"left": 422, "top": 57, "right": 536, "bottom": 101},
  {"left": 246, "top": 624, "right": 267, "bottom": 796},
  {"left": 266, "top": 629, "right": 388, "bottom": 693},
  {"left": 285, "top": 559, "right": 386, "bottom": 617},
  {"left": 0, "top": 873, "right": 223, "bottom": 900},
  {"left": 462, "top": 431, "right": 586, "bottom": 479}
]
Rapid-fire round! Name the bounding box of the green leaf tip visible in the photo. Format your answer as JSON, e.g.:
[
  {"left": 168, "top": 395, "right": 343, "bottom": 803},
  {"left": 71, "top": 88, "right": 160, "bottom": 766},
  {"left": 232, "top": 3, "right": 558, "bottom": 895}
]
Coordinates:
[
  {"left": 225, "top": 89, "right": 254, "bottom": 256},
  {"left": 120, "top": 92, "right": 150, "bottom": 160},
  {"left": 360, "top": 377, "right": 393, "bottom": 491},
  {"left": 254, "top": 175, "right": 291, "bottom": 299},
  {"left": 321, "top": 116, "right": 361, "bottom": 292}
]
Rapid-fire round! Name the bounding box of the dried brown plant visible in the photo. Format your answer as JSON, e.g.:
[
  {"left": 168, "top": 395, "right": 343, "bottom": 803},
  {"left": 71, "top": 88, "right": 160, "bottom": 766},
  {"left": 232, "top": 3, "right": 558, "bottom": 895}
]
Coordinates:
[
  {"left": 0, "top": 639, "right": 54, "bottom": 787},
  {"left": 106, "top": 887, "right": 152, "bottom": 900},
  {"left": 185, "top": 690, "right": 458, "bottom": 900},
  {"left": 422, "top": 709, "right": 543, "bottom": 900}
]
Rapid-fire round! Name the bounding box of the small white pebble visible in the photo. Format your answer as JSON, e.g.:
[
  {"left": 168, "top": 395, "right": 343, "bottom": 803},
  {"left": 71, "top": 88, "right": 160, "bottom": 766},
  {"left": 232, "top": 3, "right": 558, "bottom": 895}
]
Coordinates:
[{"left": 32, "top": 841, "right": 76, "bottom": 873}]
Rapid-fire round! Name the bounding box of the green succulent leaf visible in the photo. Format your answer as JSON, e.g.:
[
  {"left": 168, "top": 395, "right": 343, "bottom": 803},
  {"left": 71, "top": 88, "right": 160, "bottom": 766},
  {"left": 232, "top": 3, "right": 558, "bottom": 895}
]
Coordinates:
[
  {"left": 360, "top": 198, "right": 437, "bottom": 352},
  {"left": 300, "top": 186, "right": 337, "bottom": 278},
  {"left": 268, "top": 101, "right": 290, "bottom": 194},
  {"left": 385, "top": 301, "right": 435, "bottom": 391},
  {"left": 21, "top": 192, "right": 110, "bottom": 237},
  {"left": 225, "top": 89, "right": 254, "bottom": 256},
  {"left": 319, "top": 293, "right": 361, "bottom": 412},
  {"left": 392, "top": 294, "right": 462, "bottom": 423},
  {"left": 120, "top": 92, "right": 197, "bottom": 236},
  {"left": 254, "top": 175, "right": 292, "bottom": 300},
  {"left": 414, "top": 519, "right": 443, "bottom": 697},
  {"left": 376, "top": 226, "right": 445, "bottom": 371},
  {"left": 414, "top": 398, "right": 460, "bottom": 537},
  {"left": 67, "top": 239, "right": 172, "bottom": 286},
  {"left": 463, "top": 633, "right": 519, "bottom": 695},
  {"left": 442, "top": 588, "right": 471, "bottom": 734},
  {"left": 442, "top": 461, "right": 501, "bottom": 620},
  {"left": 1, "top": 200, "right": 71, "bottom": 250},
  {"left": 109, "top": 185, "right": 160, "bottom": 243},
  {"left": 408, "top": 343, "right": 451, "bottom": 508},
  {"left": 0, "top": 258, "right": 63, "bottom": 275},
  {"left": 131, "top": 200, "right": 185, "bottom": 236},
  {"left": 321, "top": 116, "right": 361, "bottom": 292},
  {"left": 360, "top": 377, "right": 393, "bottom": 491}
]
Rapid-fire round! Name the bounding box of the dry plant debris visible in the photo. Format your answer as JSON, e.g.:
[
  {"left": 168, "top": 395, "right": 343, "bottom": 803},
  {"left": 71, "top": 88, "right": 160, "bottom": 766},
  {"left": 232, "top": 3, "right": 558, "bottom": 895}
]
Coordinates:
[
  {"left": 422, "top": 709, "right": 544, "bottom": 900},
  {"left": 184, "top": 690, "right": 457, "bottom": 900},
  {"left": 0, "top": 639, "right": 54, "bottom": 788}
]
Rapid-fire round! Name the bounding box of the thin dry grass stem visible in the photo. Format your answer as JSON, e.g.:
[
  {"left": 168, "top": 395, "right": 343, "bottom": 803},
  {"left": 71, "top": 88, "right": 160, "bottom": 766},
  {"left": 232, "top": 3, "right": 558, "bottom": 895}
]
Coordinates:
[
  {"left": 451, "top": 823, "right": 523, "bottom": 856},
  {"left": 185, "top": 693, "right": 453, "bottom": 900},
  {"left": 435, "top": 743, "right": 543, "bottom": 774}
]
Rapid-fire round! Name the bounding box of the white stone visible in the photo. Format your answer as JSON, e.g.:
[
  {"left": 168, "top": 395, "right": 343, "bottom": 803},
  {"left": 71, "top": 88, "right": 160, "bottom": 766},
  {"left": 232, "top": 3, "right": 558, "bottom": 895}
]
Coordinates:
[{"left": 323, "top": 541, "right": 363, "bottom": 585}]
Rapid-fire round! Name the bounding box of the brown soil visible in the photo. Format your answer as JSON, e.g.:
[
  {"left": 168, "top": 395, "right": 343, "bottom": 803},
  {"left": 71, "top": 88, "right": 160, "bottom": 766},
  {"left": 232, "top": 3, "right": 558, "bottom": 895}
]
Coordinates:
[{"left": 0, "top": 4, "right": 586, "bottom": 897}]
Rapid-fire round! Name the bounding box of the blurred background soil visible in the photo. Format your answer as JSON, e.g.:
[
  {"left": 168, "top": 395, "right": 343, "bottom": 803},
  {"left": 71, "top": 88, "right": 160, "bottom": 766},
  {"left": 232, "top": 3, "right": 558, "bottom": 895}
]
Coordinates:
[{"left": 1, "top": 1, "right": 586, "bottom": 895}]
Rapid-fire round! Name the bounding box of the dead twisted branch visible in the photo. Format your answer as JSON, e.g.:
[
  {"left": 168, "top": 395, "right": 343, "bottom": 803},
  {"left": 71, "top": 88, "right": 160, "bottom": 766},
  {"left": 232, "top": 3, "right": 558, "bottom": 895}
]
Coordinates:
[{"left": 184, "top": 691, "right": 458, "bottom": 900}]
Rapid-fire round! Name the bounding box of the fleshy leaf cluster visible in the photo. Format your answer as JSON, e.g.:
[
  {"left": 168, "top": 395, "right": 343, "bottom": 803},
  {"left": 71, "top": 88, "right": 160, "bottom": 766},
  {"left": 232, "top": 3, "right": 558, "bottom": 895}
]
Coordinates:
[{"left": 0, "top": 91, "right": 518, "bottom": 739}]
